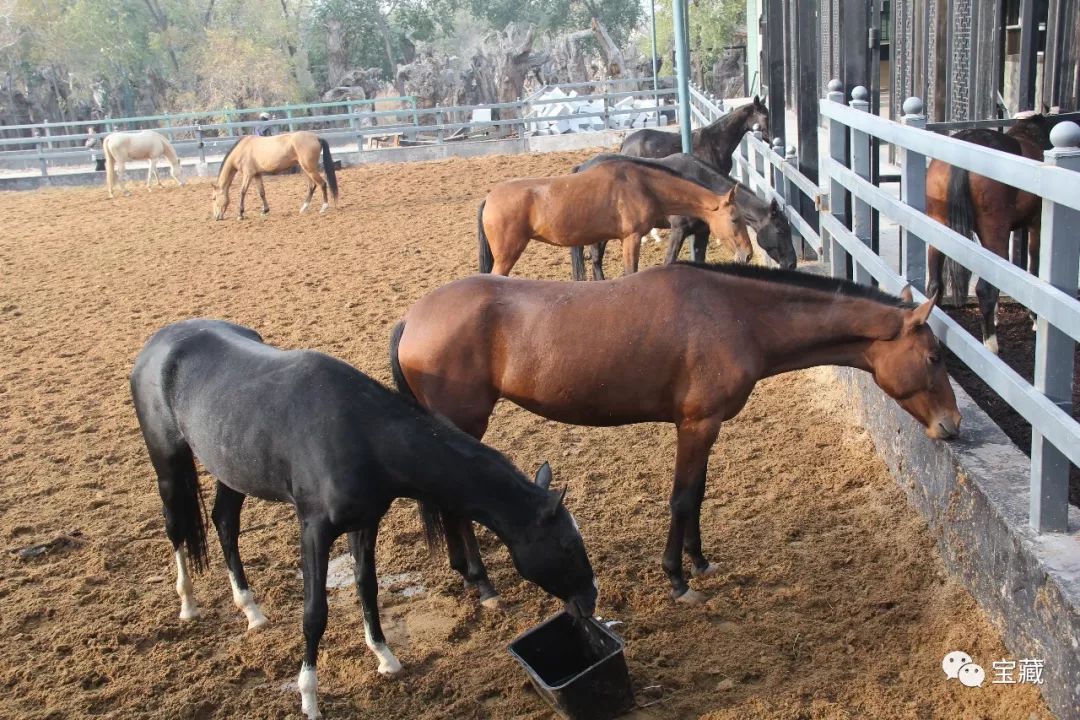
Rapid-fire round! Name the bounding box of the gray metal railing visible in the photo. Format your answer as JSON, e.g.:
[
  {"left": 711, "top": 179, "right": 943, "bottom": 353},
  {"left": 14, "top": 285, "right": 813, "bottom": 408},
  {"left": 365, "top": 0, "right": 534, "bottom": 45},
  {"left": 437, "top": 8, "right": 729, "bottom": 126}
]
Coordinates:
[
  {"left": 726, "top": 77, "right": 1080, "bottom": 535},
  {"left": 1, "top": 78, "right": 680, "bottom": 177}
]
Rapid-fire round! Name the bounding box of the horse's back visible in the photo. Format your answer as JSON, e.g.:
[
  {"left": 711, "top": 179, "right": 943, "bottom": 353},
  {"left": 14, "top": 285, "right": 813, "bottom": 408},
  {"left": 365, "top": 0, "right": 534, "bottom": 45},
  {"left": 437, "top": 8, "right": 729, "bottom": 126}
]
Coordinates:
[{"left": 621, "top": 129, "right": 680, "bottom": 159}]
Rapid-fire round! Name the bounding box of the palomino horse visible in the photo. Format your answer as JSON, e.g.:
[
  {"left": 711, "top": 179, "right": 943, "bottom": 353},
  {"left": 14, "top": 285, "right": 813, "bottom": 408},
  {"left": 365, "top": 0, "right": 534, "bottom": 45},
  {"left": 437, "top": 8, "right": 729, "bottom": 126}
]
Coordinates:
[
  {"left": 477, "top": 158, "right": 753, "bottom": 277},
  {"left": 103, "top": 130, "right": 184, "bottom": 198},
  {"left": 620, "top": 96, "right": 770, "bottom": 174},
  {"left": 391, "top": 264, "right": 960, "bottom": 606},
  {"left": 925, "top": 113, "right": 1051, "bottom": 353},
  {"left": 211, "top": 131, "right": 339, "bottom": 220},
  {"left": 568, "top": 153, "right": 797, "bottom": 280},
  {"left": 131, "top": 320, "right": 596, "bottom": 720}
]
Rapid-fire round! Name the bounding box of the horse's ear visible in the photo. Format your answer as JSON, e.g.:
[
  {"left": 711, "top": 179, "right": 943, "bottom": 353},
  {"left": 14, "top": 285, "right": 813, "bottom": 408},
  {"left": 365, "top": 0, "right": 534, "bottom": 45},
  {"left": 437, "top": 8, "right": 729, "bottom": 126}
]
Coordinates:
[
  {"left": 753, "top": 95, "right": 760, "bottom": 106},
  {"left": 909, "top": 293, "right": 938, "bottom": 328},
  {"left": 899, "top": 284, "right": 914, "bottom": 303},
  {"left": 541, "top": 487, "right": 567, "bottom": 523},
  {"left": 725, "top": 187, "right": 738, "bottom": 204},
  {"left": 534, "top": 462, "right": 552, "bottom": 490},
  {"left": 769, "top": 198, "right": 781, "bottom": 215}
]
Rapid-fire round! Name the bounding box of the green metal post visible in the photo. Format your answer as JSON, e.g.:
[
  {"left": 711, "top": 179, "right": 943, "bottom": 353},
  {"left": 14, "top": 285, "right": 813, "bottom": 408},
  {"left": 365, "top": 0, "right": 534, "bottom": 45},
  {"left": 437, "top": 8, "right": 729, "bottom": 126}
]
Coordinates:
[
  {"left": 672, "top": 0, "right": 692, "bottom": 151},
  {"left": 651, "top": 0, "right": 660, "bottom": 125}
]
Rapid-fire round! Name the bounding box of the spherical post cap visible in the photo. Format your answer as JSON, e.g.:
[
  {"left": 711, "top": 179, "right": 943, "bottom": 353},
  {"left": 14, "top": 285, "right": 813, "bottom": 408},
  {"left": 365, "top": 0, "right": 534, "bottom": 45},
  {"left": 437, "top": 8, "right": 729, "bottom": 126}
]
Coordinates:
[
  {"left": 1049, "top": 121, "right": 1080, "bottom": 149},
  {"left": 787, "top": 145, "right": 798, "bottom": 156},
  {"left": 851, "top": 86, "right": 869, "bottom": 102},
  {"left": 827, "top": 79, "right": 844, "bottom": 93},
  {"left": 772, "top": 136, "right": 784, "bottom": 150},
  {"left": 902, "top": 97, "right": 924, "bottom": 116}
]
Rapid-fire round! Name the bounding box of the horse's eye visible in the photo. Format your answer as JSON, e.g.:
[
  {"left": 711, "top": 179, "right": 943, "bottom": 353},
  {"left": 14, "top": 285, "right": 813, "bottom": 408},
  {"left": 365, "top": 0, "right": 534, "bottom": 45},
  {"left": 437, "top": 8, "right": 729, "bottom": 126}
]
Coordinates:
[{"left": 927, "top": 352, "right": 941, "bottom": 365}]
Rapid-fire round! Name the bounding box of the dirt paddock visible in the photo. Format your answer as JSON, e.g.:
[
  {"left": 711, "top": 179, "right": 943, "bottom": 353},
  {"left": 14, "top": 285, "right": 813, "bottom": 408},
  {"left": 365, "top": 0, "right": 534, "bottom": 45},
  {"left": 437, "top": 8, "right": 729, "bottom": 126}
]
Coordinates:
[{"left": 0, "top": 152, "right": 1052, "bottom": 719}]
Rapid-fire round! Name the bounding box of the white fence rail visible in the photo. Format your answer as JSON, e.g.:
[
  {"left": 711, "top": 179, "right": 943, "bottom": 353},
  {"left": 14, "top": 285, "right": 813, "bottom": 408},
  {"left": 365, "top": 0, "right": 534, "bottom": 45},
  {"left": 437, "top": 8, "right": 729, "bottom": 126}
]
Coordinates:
[{"left": 716, "top": 81, "right": 1080, "bottom": 535}]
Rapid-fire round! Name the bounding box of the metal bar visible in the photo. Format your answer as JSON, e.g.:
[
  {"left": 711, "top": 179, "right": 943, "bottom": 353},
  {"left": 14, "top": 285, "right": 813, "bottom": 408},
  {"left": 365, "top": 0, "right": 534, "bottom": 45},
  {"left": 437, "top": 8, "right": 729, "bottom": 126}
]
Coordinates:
[
  {"left": 796, "top": 0, "right": 821, "bottom": 240},
  {"left": 651, "top": 0, "right": 661, "bottom": 125},
  {"left": 672, "top": 0, "right": 693, "bottom": 151},
  {"left": 849, "top": 86, "right": 874, "bottom": 285},
  {"left": 826, "top": 157, "right": 1080, "bottom": 343},
  {"left": 765, "top": 0, "right": 786, "bottom": 143},
  {"left": 1031, "top": 124, "right": 1080, "bottom": 532},
  {"left": 900, "top": 97, "right": 928, "bottom": 288},
  {"left": 1018, "top": 0, "right": 1039, "bottom": 112},
  {"left": 820, "top": 100, "right": 1080, "bottom": 211}
]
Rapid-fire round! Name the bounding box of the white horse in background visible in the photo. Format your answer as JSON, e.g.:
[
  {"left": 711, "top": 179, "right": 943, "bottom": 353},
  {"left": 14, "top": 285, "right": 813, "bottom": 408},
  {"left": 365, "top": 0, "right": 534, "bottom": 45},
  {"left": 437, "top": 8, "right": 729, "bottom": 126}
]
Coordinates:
[{"left": 103, "top": 130, "right": 184, "bottom": 198}]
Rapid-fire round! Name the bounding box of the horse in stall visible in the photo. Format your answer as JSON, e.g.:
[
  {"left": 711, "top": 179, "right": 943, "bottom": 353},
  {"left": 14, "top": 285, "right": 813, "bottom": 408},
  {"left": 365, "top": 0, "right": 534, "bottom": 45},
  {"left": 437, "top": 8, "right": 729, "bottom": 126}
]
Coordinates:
[
  {"left": 925, "top": 113, "right": 1052, "bottom": 353},
  {"left": 620, "top": 96, "right": 770, "bottom": 175},
  {"left": 131, "top": 319, "right": 596, "bottom": 720},
  {"left": 103, "top": 130, "right": 184, "bottom": 198},
  {"left": 567, "top": 153, "right": 797, "bottom": 280},
  {"left": 477, "top": 158, "right": 753, "bottom": 277},
  {"left": 211, "top": 131, "right": 339, "bottom": 220},
  {"left": 391, "top": 264, "right": 960, "bottom": 607}
]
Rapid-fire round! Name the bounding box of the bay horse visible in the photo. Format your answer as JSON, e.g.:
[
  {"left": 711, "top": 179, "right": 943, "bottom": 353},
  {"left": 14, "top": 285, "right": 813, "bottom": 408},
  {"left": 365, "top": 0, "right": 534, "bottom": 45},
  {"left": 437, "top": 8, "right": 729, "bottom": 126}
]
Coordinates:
[
  {"left": 131, "top": 319, "right": 596, "bottom": 720},
  {"left": 103, "top": 130, "right": 184, "bottom": 198},
  {"left": 925, "top": 113, "right": 1051, "bottom": 353},
  {"left": 567, "top": 153, "right": 797, "bottom": 280},
  {"left": 620, "top": 96, "right": 770, "bottom": 174},
  {"left": 391, "top": 264, "right": 960, "bottom": 606},
  {"left": 477, "top": 158, "right": 753, "bottom": 277},
  {"left": 211, "top": 131, "right": 339, "bottom": 220}
]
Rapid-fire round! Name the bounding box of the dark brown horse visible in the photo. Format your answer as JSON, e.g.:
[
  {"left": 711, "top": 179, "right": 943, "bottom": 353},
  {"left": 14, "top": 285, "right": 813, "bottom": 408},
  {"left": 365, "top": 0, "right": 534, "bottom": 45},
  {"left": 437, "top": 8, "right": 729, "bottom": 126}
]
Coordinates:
[
  {"left": 391, "top": 264, "right": 960, "bottom": 605},
  {"left": 925, "top": 113, "right": 1051, "bottom": 353},
  {"left": 477, "top": 158, "right": 753, "bottom": 277},
  {"left": 620, "top": 96, "right": 770, "bottom": 174}
]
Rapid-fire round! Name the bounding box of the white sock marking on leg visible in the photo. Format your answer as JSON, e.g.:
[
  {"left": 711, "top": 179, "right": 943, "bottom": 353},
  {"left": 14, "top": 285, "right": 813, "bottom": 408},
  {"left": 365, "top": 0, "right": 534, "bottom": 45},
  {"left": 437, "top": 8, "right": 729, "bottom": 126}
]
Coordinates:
[
  {"left": 319, "top": 202, "right": 329, "bottom": 214},
  {"left": 174, "top": 549, "right": 200, "bottom": 620},
  {"left": 299, "top": 202, "right": 310, "bottom": 214},
  {"left": 364, "top": 621, "right": 402, "bottom": 675},
  {"left": 229, "top": 572, "right": 268, "bottom": 630},
  {"left": 984, "top": 334, "right": 999, "bottom": 355},
  {"left": 298, "top": 663, "right": 321, "bottom": 719}
]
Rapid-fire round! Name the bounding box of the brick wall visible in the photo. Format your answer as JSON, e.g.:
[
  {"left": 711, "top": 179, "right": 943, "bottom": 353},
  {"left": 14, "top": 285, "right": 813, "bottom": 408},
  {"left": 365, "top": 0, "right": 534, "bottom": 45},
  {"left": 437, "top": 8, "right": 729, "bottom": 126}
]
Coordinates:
[{"left": 950, "top": 0, "right": 972, "bottom": 120}]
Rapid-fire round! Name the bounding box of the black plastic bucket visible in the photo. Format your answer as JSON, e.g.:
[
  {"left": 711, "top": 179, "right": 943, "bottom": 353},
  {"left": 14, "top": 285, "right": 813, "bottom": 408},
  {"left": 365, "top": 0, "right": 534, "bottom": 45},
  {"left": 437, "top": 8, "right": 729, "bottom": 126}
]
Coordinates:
[{"left": 508, "top": 612, "right": 634, "bottom": 720}]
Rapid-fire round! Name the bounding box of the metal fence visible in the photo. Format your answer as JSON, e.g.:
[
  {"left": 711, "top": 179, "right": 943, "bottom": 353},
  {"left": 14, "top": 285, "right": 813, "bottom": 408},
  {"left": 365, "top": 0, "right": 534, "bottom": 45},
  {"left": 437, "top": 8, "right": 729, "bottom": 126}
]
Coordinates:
[
  {"left": 0, "top": 77, "right": 679, "bottom": 177},
  {"left": 716, "top": 82, "right": 1080, "bottom": 535}
]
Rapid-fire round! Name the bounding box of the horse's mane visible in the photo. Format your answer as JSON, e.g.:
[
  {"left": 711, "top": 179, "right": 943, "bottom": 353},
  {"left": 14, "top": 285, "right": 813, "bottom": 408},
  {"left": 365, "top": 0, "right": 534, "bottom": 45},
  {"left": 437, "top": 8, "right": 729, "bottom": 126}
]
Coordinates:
[
  {"left": 953, "top": 128, "right": 1024, "bottom": 155},
  {"left": 575, "top": 154, "right": 715, "bottom": 191},
  {"left": 1008, "top": 115, "right": 1051, "bottom": 149},
  {"left": 216, "top": 139, "right": 242, "bottom": 180},
  {"left": 695, "top": 102, "right": 758, "bottom": 140},
  {"left": 677, "top": 261, "right": 915, "bottom": 308}
]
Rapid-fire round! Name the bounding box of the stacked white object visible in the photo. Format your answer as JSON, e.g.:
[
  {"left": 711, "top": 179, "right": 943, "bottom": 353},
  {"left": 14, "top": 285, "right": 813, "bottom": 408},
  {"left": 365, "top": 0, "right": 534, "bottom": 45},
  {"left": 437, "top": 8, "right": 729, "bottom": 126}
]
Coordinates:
[{"left": 526, "top": 88, "right": 667, "bottom": 135}]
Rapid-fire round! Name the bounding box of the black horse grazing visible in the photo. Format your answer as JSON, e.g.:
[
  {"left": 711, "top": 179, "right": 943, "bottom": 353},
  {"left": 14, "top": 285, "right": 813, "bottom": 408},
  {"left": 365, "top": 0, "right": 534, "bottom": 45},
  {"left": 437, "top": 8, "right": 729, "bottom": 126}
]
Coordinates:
[
  {"left": 568, "top": 153, "right": 797, "bottom": 280},
  {"left": 130, "top": 319, "right": 597, "bottom": 720},
  {"left": 620, "top": 96, "right": 770, "bottom": 175}
]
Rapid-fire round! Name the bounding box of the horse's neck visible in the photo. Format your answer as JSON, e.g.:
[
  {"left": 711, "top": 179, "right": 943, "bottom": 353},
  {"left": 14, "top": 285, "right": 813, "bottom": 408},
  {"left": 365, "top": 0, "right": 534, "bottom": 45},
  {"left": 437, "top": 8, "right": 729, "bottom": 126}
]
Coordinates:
[
  {"left": 739, "top": 286, "right": 903, "bottom": 376},
  {"left": 652, "top": 174, "right": 722, "bottom": 217},
  {"left": 695, "top": 106, "right": 749, "bottom": 148},
  {"left": 216, "top": 161, "right": 237, "bottom": 189}
]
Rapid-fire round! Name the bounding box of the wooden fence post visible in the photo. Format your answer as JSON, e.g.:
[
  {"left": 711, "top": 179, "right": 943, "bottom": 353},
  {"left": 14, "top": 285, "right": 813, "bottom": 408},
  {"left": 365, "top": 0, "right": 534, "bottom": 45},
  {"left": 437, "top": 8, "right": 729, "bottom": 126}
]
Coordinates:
[
  {"left": 1030, "top": 121, "right": 1080, "bottom": 533},
  {"left": 900, "top": 97, "right": 927, "bottom": 289}
]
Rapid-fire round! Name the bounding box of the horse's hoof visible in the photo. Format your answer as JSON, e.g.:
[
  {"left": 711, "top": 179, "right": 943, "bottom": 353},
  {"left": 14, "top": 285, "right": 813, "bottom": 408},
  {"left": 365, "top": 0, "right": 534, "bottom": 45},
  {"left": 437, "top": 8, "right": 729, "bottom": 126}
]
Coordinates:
[
  {"left": 673, "top": 588, "right": 707, "bottom": 606},
  {"left": 983, "top": 335, "right": 999, "bottom": 355},
  {"left": 377, "top": 658, "right": 403, "bottom": 676},
  {"left": 246, "top": 614, "right": 270, "bottom": 632},
  {"left": 480, "top": 595, "right": 506, "bottom": 611},
  {"left": 319, "top": 203, "right": 329, "bottom": 214},
  {"left": 691, "top": 562, "right": 722, "bottom": 578},
  {"left": 299, "top": 203, "right": 310, "bottom": 214},
  {"left": 178, "top": 606, "right": 201, "bottom": 621}
]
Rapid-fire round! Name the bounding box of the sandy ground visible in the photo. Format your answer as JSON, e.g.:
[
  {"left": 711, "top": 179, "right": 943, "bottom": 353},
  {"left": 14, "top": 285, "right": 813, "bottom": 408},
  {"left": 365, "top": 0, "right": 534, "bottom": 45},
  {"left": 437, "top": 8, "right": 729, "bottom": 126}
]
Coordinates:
[{"left": 0, "top": 153, "right": 1053, "bottom": 719}]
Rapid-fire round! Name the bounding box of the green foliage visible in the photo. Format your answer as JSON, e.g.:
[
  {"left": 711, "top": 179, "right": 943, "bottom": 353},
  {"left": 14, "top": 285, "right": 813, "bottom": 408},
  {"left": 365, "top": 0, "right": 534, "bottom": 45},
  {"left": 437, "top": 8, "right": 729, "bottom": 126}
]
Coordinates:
[
  {"left": 644, "top": 0, "right": 745, "bottom": 71},
  {"left": 469, "top": 0, "right": 641, "bottom": 44}
]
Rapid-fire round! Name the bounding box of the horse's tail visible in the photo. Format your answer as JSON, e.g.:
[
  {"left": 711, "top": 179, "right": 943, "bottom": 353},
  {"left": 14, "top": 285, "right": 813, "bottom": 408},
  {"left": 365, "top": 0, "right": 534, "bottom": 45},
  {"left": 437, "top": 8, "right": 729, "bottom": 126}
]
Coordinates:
[
  {"left": 477, "top": 200, "right": 494, "bottom": 273},
  {"left": 159, "top": 445, "right": 210, "bottom": 572},
  {"left": 389, "top": 321, "right": 416, "bottom": 402},
  {"left": 943, "top": 164, "right": 975, "bottom": 307},
  {"left": 319, "top": 139, "right": 339, "bottom": 201}
]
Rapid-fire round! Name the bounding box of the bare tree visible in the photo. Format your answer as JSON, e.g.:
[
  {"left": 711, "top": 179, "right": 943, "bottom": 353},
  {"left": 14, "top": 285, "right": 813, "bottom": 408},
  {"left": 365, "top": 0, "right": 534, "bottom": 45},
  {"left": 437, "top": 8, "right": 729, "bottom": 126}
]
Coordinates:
[{"left": 0, "top": 0, "right": 20, "bottom": 51}]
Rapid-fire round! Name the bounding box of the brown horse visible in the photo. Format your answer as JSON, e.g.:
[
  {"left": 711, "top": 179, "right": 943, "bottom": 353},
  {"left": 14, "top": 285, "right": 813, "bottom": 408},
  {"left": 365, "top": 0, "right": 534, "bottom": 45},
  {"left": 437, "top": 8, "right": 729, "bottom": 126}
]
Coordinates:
[
  {"left": 925, "top": 114, "right": 1051, "bottom": 353},
  {"left": 477, "top": 158, "right": 753, "bottom": 277},
  {"left": 211, "top": 131, "right": 339, "bottom": 221},
  {"left": 390, "top": 264, "right": 960, "bottom": 605}
]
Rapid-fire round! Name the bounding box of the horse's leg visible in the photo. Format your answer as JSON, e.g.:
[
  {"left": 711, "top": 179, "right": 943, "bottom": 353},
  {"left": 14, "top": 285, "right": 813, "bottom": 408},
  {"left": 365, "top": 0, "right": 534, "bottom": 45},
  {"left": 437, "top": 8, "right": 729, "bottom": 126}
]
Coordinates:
[
  {"left": 300, "top": 180, "right": 316, "bottom": 214},
  {"left": 347, "top": 528, "right": 402, "bottom": 675},
  {"left": 976, "top": 224, "right": 1011, "bottom": 353},
  {"left": 117, "top": 161, "right": 131, "bottom": 196},
  {"left": 690, "top": 231, "right": 709, "bottom": 264},
  {"left": 926, "top": 245, "right": 946, "bottom": 301},
  {"left": 591, "top": 241, "right": 607, "bottom": 281},
  {"left": 255, "top": 176, "right": 269, "bottom": 215},
  {"left": 443, "top": 514, "right": 500, "bottom": 607},
  {"left": 490, "top": 233, "right": 529, "bottom": 276},
  {"left": 665, "top": 224, "right": 689, "bottom": 264},
  {"left": 622, "top": 233, "right": 643, "bottom": 275},
  {"left": 237, "top": 174, "right": 252, "bottom": 220},
  {"left": 1027, "top": 220, "right": 1041, "bottom": 330},
  {"left": 211, "top": 482, "right": 268, "bottom": 631},
  {"left": 663, "top": 418, "right": 722, "bottom": 605},
  {"left": 316, "top": 173, "right": 330, "bottom": 214},
  {"left": 569, "top": 246, "right": 587, "bottom": 281},
  {"left": 154, "top": 158, "right": 164, "bottom": 188},
  {"left": 297, "top": 517, "right": 332, "bottom": 720},
  {"left": 146, "top": 159, "right": 155, "bottom": 190}
]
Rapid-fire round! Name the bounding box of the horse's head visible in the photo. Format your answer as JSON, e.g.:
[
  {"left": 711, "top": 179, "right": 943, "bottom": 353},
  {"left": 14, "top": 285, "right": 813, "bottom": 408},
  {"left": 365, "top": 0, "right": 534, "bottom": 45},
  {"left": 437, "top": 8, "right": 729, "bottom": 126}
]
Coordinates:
[
  {"left": 507, "top": 463, "right": 597, "bottom": 619},
  {"left": 211, "top": 183, "right": 229, "bottom": 221},
  {"left": 747, "top": 96, "right": 770, "bottom": 141},
  {"left": 867, "top": 292, "right": 961, "bottom": 440},
  {"left": 756, "top": 199, "right": 797, "bottom": 270},
  {"left": 707, "top": 187, "right": 754, "bottom": 264}
]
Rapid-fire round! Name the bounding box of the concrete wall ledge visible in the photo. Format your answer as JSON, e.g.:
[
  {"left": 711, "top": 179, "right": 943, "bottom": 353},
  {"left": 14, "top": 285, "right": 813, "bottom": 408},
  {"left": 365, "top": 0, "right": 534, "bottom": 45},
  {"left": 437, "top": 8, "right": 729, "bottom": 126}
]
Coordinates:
[{"left": 832, "top": 365, "right": 1080, "bottom": 719}]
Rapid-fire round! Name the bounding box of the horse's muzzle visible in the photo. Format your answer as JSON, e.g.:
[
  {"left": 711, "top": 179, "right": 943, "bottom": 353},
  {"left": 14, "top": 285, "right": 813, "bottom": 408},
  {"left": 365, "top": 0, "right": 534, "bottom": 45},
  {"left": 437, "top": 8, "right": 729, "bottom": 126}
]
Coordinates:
[{"left": 565, "top": 589, "right": 597, "bottom": 619}]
